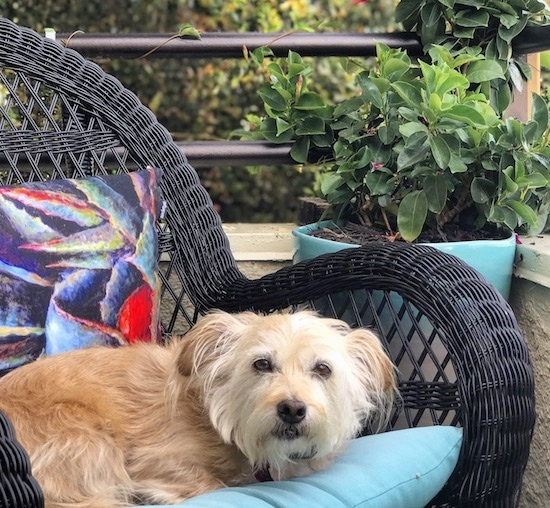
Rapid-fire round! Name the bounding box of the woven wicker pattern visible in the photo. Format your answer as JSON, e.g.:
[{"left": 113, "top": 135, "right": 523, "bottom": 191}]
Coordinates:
[
  {"left": 0, "top": 18, "right": 535, "bottom": 507},
  {"left": 0, "top": 411, "right": 44, "bottom": 507}
]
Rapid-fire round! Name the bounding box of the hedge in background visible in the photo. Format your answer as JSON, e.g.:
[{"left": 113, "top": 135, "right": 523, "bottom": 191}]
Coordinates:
[{"left": 3, "top": 0, "right": 396, "bottom": 222}]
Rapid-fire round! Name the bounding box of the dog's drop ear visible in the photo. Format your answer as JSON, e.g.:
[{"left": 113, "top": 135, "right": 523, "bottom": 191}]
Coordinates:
[
  {"left": 177, "top": 311, "right": 258, "bottom": 377},
  {"left": 344, "top": 328, "right": 396, "bottom": 392}
]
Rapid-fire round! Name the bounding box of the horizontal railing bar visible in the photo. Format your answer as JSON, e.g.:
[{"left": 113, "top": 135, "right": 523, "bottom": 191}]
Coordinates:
[
  {"left": 180, "top": 140, "right": 298, "bottom": 167},
  {"left": 58, "top": 32, "right": 423, "bottom": 59},
  {"left": 57, "top": 27, "right": 550, "bottom": 59},
  {"left": 0, "top": 141, "right": 299, "bottom": 169}
]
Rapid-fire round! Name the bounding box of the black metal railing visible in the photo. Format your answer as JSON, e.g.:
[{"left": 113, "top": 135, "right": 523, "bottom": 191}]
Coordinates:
[
  {"left": 56, "top": 27, "right": 550, "bottom": 167},
  {"left": 59, "top": 31, "right": 423, "bottom": 59}
]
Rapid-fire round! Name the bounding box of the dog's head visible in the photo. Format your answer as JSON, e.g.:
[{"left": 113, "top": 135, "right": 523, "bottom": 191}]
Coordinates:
[{"left": 177, "top": 311, "right": 395, "bottom": 477}]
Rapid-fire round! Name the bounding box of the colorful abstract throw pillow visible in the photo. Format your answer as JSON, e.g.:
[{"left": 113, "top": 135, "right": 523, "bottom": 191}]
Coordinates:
[{"left": 0, "top": 167, "right": 163, "bottom": 375}]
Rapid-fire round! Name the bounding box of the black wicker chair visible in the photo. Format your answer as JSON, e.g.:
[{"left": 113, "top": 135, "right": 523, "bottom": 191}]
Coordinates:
[{"left": 0, "top": 18, "right": 535, "bottom": 508}]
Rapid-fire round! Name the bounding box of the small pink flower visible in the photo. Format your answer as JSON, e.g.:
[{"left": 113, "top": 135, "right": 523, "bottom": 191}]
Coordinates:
[{"left": 372, "top": 162, "right": 384, "bottom": 170}]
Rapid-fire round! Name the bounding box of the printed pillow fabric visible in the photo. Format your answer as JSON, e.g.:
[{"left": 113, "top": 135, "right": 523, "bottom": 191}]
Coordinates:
[{"left": 0, "top": 167, "right": 163, "bottom": 375}]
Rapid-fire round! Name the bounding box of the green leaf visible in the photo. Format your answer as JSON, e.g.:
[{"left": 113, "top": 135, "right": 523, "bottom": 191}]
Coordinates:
[
  {"left": 424, "top": 174, "right": 447, "bottom": 213},
  {"left": 421, "top": 3, "right": 443, "bottom": 26},
  {"left": 296, "top": 116, "right": 325, "bottom": 136},
  {"left": 507, "top": 200, "right": 538, "bottom": 226},
  {"left": 397, "top": 190, "right": 428, "bottom": 242},
  {"left": 490, "top": 0, "right": 520, "bottom": 16},
  {"left": 391, "top": 81, "right": 423, "bottom": 109},
  {"left": 466, "top": 60, "right": 506, "bottom": 83},
  {"left": 471, "top": 177, "right": 496, "bottom": 204},
  {"left": 531, "top": 93, "right": 549, "bottom": 141},
  {"left": 524, "top": 172, "right": 549, "bottom": 189},
  {"left": 260, "top": 118, "right": 294, "bottom": 143},
  {"left": 258, "top": 85, "right": 288, "bottom": 112},
  {"left": 453, "top": 0, "right": 486, "bottom": 6},
  {"left": 514, "top": 58, "right": 532, "bottom": 80},
  {"left": 266, "top": 62, "right": 287, "bottom": 83},
  {"left": 395, "top": 0, "right": 420, "bottom": 26},
  {"left": 455, "top": 10, "right": 490, "bottom": 27},
  {"left": 370, "top": 77, "right": 392, "bottom": 94},
  {"left": 311, "top": 127, "right": 334, "bottom": 148},
  {"left": 320, "top": 173, "right": 343, "bottom": 196},
  {"left": 251, "top": 46, "right": 273, "bottom": 65},
  {"left": 435, "top": 74, "right": 470, "bottom": 95},
  {"left": 498, "top": 13, "right": 520, "bottom": 29},
  {"left": 489, "top": 204, "right": 518, "bottom": 230},
  {"left": 429, "top": 136, "right": 451, "bottom": 169},
  {"left": 276, "top": 117, "right": 292, "bottom": 136},
  {"left": 178, "top": 23, "right": 201, "bottom": 39},
  {"left": 445, "top": 104, "right": 487, "bottom": 128},
  {"left": 503, "top": 172, "right": 519, "bottom": 194},
  {"left": 365, "top": 172, "right": 394, "bottom": 195},
  {"left": 287, "top": 50, "right": 304, "bottom": 65},
  {"left": 496, "top": 35, "right": 511, "bottom": 61},
  {"left": 356, "top": 74, "right": 384, "bottom": 109},
  {"left": 288, "top": 63, "right": 309, "bottom": 79},
  {"left": 449, "top": 153, "right": 468, "bottom": 173},
  {"left": 498, "top": 16, "right": 528, "bottom": 43},
  {"left": 453, "top": 26, "right": 476, "bottom": 39},
  {"left": 399, "top": 121, "right": 428, "bottom": 138},
  {"left": 290, "top": 136, "right": 310, "bottom": 163},
  {"left": 382, "top": 58, "right": 410, "bottom": 81},
  {"left": 493, "top": 82, "right": 512, "bottom": 114},
  {"left": 397, "top": 132, "right": 429, "bottom": 169},
  {"left": 294, "top": 92, "right": 327, "bottom": 111},
  {"left": 334, "top": 97, "right": 363, "bottom": 117},
  {"left": 378, "top": 125, "right": 395, "bottom": 144}
]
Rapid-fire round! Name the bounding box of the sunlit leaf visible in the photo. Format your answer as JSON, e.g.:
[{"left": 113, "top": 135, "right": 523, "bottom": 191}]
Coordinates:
[{"left": 466, "top": 60, "right": 506, "bottom": 83}]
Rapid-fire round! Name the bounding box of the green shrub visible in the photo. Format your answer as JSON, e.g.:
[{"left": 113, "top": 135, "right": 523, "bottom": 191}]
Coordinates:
[{"left": 4, "top": 0, "right": 396, "bottom": 222}]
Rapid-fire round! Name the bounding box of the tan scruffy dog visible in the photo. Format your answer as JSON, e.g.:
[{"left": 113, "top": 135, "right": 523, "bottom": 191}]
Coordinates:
[{"left": 0, "top": 311, "right": 395, "bottom": 508}]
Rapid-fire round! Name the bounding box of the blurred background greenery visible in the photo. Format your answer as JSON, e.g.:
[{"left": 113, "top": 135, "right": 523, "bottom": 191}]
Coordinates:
[
  {"left": 1, "top": 1, "right": 546, "bottom": 222},
  {"left": 0, "top": 0, "right": 396, "bottom": 222}
]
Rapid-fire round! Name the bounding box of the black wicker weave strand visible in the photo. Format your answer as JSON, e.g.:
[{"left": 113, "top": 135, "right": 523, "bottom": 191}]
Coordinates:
[
  {"left": 0, "top": 18, "right": 536, "bottom": 507},
  {"left": 0, "top": 411, "right": 44, "bottom": 507}
]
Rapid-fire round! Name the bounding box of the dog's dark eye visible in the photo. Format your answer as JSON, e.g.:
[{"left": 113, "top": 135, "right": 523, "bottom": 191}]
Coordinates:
[
  {"left": 313, "top": 363, "right": 332, "bottom": 379},
  {"left": 253, "top": 358, "right": 273, "bottom": 373}
]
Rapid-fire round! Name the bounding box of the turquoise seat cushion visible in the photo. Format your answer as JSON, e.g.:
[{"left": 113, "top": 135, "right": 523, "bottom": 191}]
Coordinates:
[{"left": 139, "top": 425, "right": 462, "bottom": 508}]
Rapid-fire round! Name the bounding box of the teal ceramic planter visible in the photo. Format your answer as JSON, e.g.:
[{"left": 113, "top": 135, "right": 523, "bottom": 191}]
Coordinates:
[{"left": 293, "top": 221, "right": 517, "bottom": 299}]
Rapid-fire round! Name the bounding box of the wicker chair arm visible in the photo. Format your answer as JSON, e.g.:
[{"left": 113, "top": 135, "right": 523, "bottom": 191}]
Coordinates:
[{"left": 213, "top": 242, "right": 535, "bottom": 506}]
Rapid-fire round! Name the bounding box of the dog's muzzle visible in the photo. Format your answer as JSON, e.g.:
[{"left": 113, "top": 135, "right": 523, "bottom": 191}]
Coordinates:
[
  {"left": 276, "top": 424, "right": 301, "bottom": 440},
  {"left": 274, "top": 398, "right": 307, "bottom": 440},
  {"left": 277, "top": 399, "right": 306, "bottom": 424}
]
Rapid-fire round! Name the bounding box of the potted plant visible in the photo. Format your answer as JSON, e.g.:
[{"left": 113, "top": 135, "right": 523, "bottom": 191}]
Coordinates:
[{"left": 236, "top": 0, "right": 550, "bottom": 298}]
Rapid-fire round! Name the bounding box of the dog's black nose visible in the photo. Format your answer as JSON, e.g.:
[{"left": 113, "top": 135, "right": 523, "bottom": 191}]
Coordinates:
[{"left": 277, "top": 399, "right": 306, "bottom": 424}]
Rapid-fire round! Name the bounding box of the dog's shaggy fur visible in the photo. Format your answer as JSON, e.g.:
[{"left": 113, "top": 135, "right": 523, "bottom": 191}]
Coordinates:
[{"left": 0, "top": 311, "right": 395, "bottom": 508}]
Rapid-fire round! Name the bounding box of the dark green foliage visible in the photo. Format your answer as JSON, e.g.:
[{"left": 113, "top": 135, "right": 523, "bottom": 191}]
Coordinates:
[{"left": 1, "top": 0, "right": 394, "bottom": 222}]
